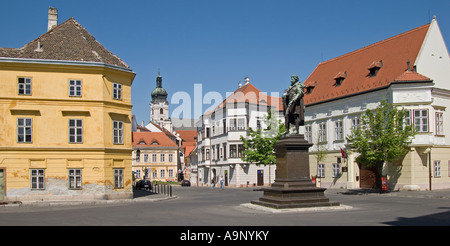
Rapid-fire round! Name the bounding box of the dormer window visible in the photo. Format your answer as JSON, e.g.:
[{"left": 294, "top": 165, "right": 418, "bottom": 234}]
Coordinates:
[
  {"left": 368, "top": 60, "right": 383, "bottom": 77},
  {"left": 334, "top": 72, "right": 347, "bottom": 87},
  {"left": 304, "top": 81, "right": 316, "bottom": 94}
]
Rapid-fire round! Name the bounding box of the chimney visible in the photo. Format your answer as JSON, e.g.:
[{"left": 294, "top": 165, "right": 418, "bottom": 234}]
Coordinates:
[{"left": 47, "top": 7, "right": 58, "bottom": 31}]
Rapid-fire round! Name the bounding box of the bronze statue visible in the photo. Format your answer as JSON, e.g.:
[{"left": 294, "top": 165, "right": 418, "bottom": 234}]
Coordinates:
[{"left": 282, "top": 75, "right": 305, "bottom": 136}]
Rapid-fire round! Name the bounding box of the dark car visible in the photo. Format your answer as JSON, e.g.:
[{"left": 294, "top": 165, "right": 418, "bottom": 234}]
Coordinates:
[
  {"left": 181, "top": 180, "right": 191, "bottom": 187},
  {"left": 136, "top": 179, "right": 152, "bottom": 191}
]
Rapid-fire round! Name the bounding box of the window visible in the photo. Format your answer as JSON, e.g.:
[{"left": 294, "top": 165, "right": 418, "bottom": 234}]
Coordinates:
[
  {"left": 436, "top": 112, "right": 444, "bottom": 135},
  {"left": 223, "top": 143, "right": 227, "bottom": 160},
  {"left": 169, "top": 169, "right": 174, "bottom": 178},
  {"left": 332, "top": 163, "right": 341, "bottom": 177},
  {"left": 230, "top": 118, "right": 236, "bottom": 131},
  {"left": 256, "top": 120, "right": 262, "bottom": 130},
  {"left": 160, "top": 108, "right": 164, "bottom": 114},
  {"left": 317, "top": 164, "right": 325, "bottom": 178},
  {"left": 136, "top": 152, "right": 140, "bottom": 162},
  {"left": 144, "top": 154, "right": 149, "bottom": 162},
  {"left": 169, "top": 153, "right": 173, "bottom": 162},
  {"left": 319, "top": 122, "right": 327, "bottom": 142},
  {"left": 69, "top": 80, "right": 82, "bottom": 97},
  {"left": 160, "top": 153, "right": 165, "bottom": 162},
  {"left": 238, "top": 118, "right": 245, "bottom": 130},
  {"left": 69, "top": 119, "right": 83, "bottom": 143},
  {"left": 113, "top": 83, "right": 122, "bottom": 100},
  {"left": 113, "top": 120, "right": 124, "bottom": 144},
  {"left": 152, "top": 154, "right": 157, "bottom": 162},
  {"left": 68, "top": 169, "right": 82, "bottom": 189},
  {"left": 414, "top": 109, "right": 428, "bottom": 132},
  {"left": 335, "top": 120, "right": 344, "bottom": 141},
  {"left": 31, "top": 169, "right": 45, "bottom": 189},
  {"left": 238, "top": 144, "right": 243, "bottom": 158},
  {"left": 18, "top": 77, "right": 32, "bottom": 95},
  {"left": 434, "top": 161, "right": 441, "bottom": 178},
  {"left": 114, "top": 169, "right": 124, "bottom": 188},
  {"left": 206, "top": 148, "right": 210, "bottom": 160},
  {"left": 17, "top": 118, "right": 32, "bottom": 143},
  {"left": 305, "top": 125, "right": 312, "bottom": 143},
  {"left": 403, "top": 110, "right": 411, "bottom": 126},
  {"left": 351, "top": 117, "right": 361, "bottom": 131},
  {"left": 135, "top": 169, "right": 141, "bottom": 179},
  {"left": 160, "top": 169, "right": 165, "bottom": 178},
  {"left": 230, "top": 145, "right": 237, "bottom": 158},
  {"left": 153, "top": 169, "right": 157, "bottom": 178}
]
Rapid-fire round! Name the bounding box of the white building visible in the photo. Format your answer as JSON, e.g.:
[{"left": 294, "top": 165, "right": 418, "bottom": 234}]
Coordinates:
[
  {"left": 196, "top": 77, "right": 283, "bottom": 187},
  {"left": 302, "top": 17, "right": 450, "bottom": 191}
]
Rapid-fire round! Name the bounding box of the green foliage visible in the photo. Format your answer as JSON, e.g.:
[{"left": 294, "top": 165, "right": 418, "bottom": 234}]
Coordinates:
[
  {"left": 240, "top": 110, "right": 285, "bottom": 166},
  {"left": 346, "top": 100, "right": 415, "bottom": 167}
]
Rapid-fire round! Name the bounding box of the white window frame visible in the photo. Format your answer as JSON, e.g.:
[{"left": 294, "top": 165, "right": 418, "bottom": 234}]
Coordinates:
[
  {"left": 238, "top": 118, "right": 245, "bottom": 130},
  {"left": 114, "top": 168, "right": 124, "bottom": 188},
  {"left": 332, "top": 163, "right": 341, "bottom": 177},
  {"left": 434, "top": 161, "right": 441, "bottom": 178},
  {"left": 136, "top": 169, "right": 141, "bottom": 179},
  {"left": 169, "top": 169, "right": 174, "bottom": 178},
  {"left": 18, "top": 77, "right": 32, "bottom": 95},
  {"left": 152, "top": 154, "right": 157, "bottom": 162},
  {"left": 305, "top": 125, "right": 312, "bottom": 143},
  {"left": 69, "top": 79, "right": 82, "bottom": 97},
  {"left": 414, "top": 109, "right": 429, "bottom": 132},
  {"left": 144, "top": 153, "right": 149, "bottom": 162},
  {"left": 68, "top": 169, "right": 82, "bottom": 189},
  {"left": 160, "top": 169, "right": 165, "bottom": 178},
  {"left": 113, "top": 83, "right": 122, "bottom": 100},
  {"left": 69, "top": 119, "right": 83, "bottom": 143},
  {"left": 436, "top": 112, "right": 444, "bottom": 135},
  {"left": 17, "top": 118, "right": 32, "bottom": 143},
  {"left": 160, "top": 153, "right": 165, "bottom": 162},
  {"left": 153, "top": 169, "right": 157, "bottom": 178},
  {"left": 31, "top": 169, "right": 45, "bottom": 189},
  {"left": 319, "top": 122, "right": 327, "bottom": 143},
  {"left": 113, "top": 120, "right": 124, "bottom": 144},
  {"left": 317, "top": 164, "right": 325, "bottom": 178},
  {"left": 169, "top": 153, "right": 173, "bottom": 163},
  {"left": 335, "top": 120, "right": 344, "bottom": 141},
  {"left": 351, "top": 117, "right": 361, "bottom": 131}
]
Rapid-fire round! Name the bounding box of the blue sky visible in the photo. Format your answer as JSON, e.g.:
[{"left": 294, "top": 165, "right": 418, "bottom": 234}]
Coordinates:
[{"left": 2, "top": 0, "right": 449, "bottom": 123}]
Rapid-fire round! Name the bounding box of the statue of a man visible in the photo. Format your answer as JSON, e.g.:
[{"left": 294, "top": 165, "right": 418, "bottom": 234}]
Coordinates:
[{"left": 282, "top": 75, "right": 305, "bottom": 136}]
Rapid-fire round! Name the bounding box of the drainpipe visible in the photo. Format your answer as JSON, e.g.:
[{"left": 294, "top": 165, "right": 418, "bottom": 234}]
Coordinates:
[{"left": 428, "top": 150, "right": 432, "bottom": 191}]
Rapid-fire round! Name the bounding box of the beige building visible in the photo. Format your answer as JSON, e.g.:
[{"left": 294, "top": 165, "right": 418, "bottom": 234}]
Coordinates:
[
  {"left": 0, "top": 8, "right": 135, "bottom": 201},
  {"left": 132, "top": 131, "right": 179, "bottom": 182}
]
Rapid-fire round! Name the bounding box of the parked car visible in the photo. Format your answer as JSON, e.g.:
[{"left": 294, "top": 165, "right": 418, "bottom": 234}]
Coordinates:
[
  {"left": 136, "top": 179, "right": 152, "bottom": 191},
  {"left": 181, "top": 180, "right": 191, "bottom": 187}
]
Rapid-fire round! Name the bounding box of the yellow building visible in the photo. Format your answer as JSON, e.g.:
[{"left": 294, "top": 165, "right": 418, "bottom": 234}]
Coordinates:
[
  {"left": 0, "top": 8, "right": 135, "bottom": 201},
  {"left": 132, "top": 131, "right": 179, "bottom": 183}
]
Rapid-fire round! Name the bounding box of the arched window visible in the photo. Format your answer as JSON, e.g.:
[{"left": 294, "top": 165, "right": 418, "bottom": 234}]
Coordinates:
[{"left": 160, "top": 108, "right": 164, "bottom": 114}]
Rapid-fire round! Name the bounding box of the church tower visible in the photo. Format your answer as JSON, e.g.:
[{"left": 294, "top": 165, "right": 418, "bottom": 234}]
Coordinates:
[{"left": 150, "top": 72, "right": 172, "bottom": 130}]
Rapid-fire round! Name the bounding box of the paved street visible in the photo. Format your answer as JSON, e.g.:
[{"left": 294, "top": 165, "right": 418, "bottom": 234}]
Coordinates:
[{"left": 1, "top": 186, "right": 450, "bottom": 226}]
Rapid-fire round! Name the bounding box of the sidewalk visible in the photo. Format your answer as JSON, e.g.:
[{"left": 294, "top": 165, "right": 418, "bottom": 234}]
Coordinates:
[
  {"left": 325, "top": 188, "right": 450, "bottom": 199},
  {"left": 0, "top": 190, "right": 176, "bottom": 208}
]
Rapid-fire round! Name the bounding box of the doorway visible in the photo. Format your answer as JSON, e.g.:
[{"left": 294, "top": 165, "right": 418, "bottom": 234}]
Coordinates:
[
  {"left": 359, "top": 163, "right": 380, "bottom": 189},
  {"left": 257, "top": 170, "right": 264, "bottom": 186}
]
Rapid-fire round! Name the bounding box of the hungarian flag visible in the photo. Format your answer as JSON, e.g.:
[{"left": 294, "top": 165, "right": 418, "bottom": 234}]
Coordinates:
[{"left": 340, "top": 147, "right": 347, "bottom": 158}]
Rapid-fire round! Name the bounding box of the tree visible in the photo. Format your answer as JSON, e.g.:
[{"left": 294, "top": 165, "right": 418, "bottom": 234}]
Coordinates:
[
  {"left": 346, "top": 100, "right": 415, "bottom": 190},
  {"left": 240, "top": 110, "right": 285, "bottom": 182}
]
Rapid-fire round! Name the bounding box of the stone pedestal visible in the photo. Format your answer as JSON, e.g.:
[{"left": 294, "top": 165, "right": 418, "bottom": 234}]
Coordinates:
[{"left": 251, "top": 134, "right": 339, "bottom": 209}]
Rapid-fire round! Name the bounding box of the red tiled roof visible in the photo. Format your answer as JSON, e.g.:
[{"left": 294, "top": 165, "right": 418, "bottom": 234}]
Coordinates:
[
  {"left": 175, "top": 130, "right": 197, "bottom": 142},
  {"left": 394, "top": 70, "right": 431, "bottom": 82},
  {"left": 132, "top": 132, "right": 177, "bottom": 148},
  {"left": 303, "top": 23, "right": 431, "bottom": 105},
  {"left": 207, "top": 83, "right": 282, "bottom": 114}
]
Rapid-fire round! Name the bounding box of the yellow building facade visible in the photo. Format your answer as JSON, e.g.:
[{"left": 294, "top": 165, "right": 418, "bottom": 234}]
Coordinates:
[
  {"left": 0, "top": 11, "right": 135, "bottom": 201},
  {"left": 132, "top": 132, "right": 179, "bottom": 183}
]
